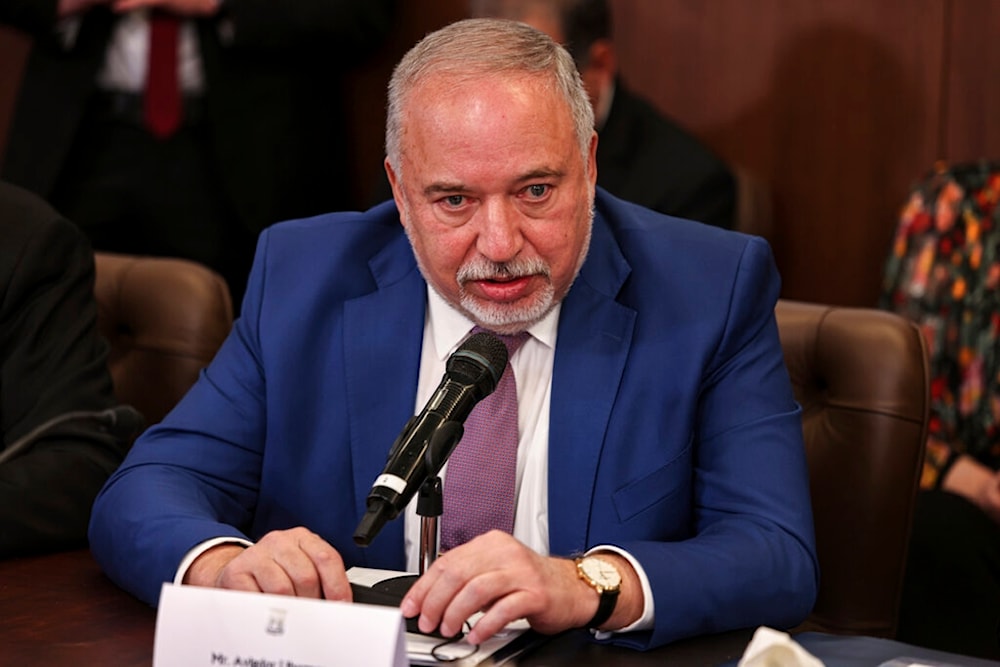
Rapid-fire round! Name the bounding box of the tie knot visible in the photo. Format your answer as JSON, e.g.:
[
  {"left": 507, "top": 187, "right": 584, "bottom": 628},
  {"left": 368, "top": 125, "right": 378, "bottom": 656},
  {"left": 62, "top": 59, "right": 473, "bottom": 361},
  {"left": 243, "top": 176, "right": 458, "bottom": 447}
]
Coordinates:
[{"left": 472, "top": 327, "right": 530, "bottom": 359}]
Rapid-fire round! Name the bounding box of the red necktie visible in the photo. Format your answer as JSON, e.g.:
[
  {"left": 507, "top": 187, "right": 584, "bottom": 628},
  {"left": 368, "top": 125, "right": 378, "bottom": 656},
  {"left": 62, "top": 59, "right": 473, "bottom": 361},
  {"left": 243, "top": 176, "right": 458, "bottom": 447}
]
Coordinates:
[
  {"left": 440, "top": 330, "right": 530, "bottom": 551},
  {"left": 144, "top": 11, "right": 182, "bottom": 139}
]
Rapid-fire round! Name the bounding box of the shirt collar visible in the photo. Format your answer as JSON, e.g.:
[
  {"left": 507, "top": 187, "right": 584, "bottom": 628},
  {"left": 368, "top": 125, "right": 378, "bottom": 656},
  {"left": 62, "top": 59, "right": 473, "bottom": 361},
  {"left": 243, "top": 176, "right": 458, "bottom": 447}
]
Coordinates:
[{"left": 426, "top": 286, "right": 560, "bottom": 361}]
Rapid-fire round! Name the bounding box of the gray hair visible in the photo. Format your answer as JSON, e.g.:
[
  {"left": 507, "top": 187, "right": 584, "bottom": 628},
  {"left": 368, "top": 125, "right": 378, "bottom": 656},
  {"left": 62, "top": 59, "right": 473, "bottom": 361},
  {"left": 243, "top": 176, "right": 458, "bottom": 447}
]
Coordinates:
[{"left": 385, "top": 18, "right": 594, "bottom": 176}]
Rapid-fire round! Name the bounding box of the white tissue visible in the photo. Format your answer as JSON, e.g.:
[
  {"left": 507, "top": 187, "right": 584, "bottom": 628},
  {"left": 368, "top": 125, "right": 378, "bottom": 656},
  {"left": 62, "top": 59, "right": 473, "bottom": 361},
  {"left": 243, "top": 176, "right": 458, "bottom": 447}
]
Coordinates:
[{"left": 737, "top": 627, "right": 825, "bottom": 667}]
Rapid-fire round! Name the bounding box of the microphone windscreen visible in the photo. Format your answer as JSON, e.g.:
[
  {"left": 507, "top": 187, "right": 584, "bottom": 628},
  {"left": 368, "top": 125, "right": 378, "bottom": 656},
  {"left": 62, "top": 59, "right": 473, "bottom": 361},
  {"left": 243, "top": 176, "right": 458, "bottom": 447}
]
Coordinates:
[
  {"left": 107, "top": 405, "right": 146, "bottom": 439},
  {"left": 448, "top": 332, "right": 508, "bottom": 394}
]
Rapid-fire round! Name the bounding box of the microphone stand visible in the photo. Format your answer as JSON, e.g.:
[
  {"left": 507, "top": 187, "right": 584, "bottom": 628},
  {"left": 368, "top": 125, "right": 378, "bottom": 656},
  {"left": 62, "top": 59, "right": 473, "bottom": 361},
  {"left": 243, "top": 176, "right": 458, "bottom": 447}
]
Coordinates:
[
  {"left": 416, "top": 475, "right": 442, "bottom": 575},
  {"left": 416, "top": 421, "right": 465, "bottom": 573}
]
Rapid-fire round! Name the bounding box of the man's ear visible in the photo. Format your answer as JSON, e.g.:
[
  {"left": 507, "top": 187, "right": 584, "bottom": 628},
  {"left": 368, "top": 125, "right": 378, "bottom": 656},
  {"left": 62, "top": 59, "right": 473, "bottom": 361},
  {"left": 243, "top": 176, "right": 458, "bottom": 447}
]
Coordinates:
[{"left": 384, "top": 157, "right": 406, "bottom": 224}]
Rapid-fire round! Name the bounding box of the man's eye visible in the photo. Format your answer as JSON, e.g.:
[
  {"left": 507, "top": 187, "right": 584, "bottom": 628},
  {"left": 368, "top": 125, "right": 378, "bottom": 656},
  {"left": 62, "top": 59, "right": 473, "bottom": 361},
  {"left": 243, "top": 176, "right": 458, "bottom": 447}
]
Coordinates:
[
  {"left": 444, "top": 195, "right": 465, "bottom": 207},
  {"left": 526, "top": 184, "right": 549, "bottom": 199}
]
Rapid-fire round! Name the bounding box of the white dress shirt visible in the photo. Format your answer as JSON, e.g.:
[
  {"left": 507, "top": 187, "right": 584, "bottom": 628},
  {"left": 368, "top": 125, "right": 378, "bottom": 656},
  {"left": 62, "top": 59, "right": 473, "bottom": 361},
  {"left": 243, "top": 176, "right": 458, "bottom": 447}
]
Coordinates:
[
  {"left": 402, "top": 286, "right": 559, "bottom": 570},
  {"left": 96, "top": 11, "right": 206, "bottom": 94},
  {"left": 403, "top": 288, "right": 654, "bottom": 635},
  {"left": 59, "top": 9, "right": 206, "bottom": 94}
]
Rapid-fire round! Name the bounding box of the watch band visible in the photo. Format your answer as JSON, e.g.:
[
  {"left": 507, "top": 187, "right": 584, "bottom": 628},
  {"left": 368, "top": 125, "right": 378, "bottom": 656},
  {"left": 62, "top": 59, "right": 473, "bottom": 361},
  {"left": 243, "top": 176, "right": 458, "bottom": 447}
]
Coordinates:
[{"left": 585, "top": 585, "right": 619, "bottom": 629}]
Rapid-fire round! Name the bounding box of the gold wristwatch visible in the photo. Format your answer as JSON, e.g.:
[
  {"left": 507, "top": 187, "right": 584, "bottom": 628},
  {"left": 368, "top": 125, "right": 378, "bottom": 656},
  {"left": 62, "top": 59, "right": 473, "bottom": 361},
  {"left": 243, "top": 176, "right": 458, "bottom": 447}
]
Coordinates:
[{"left": 574, "top": 556, "right": 622, "bottom": 629}]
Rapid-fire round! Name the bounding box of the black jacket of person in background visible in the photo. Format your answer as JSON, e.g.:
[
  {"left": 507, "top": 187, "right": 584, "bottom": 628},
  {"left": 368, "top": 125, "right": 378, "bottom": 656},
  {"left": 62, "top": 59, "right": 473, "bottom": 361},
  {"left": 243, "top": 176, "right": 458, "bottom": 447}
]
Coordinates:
[
  {"left": 597, "top": 82, "right": 736, "bottom": 230},
  {"left": 0, "top": 180, "right": 131, "bottom": 557},
  {"left": 0, "top": 1, "right": 396, "bottom": 305},
  {"left": 0, "top": 0, "right": 395, "bottom": 231}
]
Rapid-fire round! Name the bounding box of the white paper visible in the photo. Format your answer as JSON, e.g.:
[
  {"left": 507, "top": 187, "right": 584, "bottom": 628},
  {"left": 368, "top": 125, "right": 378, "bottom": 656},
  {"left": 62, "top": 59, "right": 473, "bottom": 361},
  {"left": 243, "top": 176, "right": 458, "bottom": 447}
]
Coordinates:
[
  {"left": 153, "top": 583, "right": 407, "bottom": 667},
  {"left": 347, "top": 567, "right": 532, "bottom": 666},
  {"left": 404, "top": 618, "right": 531, "bottom": 666},
  {"left": 738, "top": 626, "right": 825, "bottom": 667}
]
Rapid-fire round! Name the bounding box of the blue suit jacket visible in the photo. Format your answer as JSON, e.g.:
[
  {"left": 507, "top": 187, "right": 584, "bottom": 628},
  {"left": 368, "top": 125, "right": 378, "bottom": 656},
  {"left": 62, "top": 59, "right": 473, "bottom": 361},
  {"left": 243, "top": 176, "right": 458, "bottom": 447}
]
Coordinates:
[{"left": 90, "top": 189, "right": 818, "bottom": 649}]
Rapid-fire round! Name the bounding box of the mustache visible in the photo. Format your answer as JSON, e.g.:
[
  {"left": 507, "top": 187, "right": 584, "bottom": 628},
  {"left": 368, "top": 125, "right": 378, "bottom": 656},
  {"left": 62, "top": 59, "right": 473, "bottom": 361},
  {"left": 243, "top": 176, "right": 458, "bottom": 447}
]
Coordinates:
[{"left": 457, "top": 256, "right": 551, "bottom": 283}]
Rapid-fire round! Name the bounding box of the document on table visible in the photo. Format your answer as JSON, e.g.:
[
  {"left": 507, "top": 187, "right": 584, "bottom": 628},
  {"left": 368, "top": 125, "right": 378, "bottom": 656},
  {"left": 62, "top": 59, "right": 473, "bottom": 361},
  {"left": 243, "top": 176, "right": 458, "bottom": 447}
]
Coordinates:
[{"left": 347, "top": 567, "right": 541, "bottom": 666}]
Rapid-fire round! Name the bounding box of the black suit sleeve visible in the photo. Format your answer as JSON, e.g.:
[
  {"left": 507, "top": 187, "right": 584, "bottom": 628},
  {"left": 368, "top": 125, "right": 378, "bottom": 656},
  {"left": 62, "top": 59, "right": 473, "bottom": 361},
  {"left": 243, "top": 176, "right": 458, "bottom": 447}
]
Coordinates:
[
  {"left": 0, "top": 0, "right": 60, "bottom": 35},
  {"left": 663, "top": 161, "right": 736, "bottom": 232},
  {"left": 0, "top": 198, "right": 128, "bottom": 557}
]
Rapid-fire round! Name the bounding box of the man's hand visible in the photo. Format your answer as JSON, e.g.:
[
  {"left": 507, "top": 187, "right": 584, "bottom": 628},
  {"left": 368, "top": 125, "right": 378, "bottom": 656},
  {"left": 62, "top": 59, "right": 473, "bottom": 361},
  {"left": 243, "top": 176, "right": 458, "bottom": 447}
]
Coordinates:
[
  {"left": 399, "top": 531, "right": 642, "bottom": 644},
  {"left": 111, "top": 0, "right": 221, "bottom": 17},
  {"left": 942, "top": 454, "right": 1000, "bottom": 524},
  {"left": 182, "top": 527, "right": 353, "bottom": 601}
]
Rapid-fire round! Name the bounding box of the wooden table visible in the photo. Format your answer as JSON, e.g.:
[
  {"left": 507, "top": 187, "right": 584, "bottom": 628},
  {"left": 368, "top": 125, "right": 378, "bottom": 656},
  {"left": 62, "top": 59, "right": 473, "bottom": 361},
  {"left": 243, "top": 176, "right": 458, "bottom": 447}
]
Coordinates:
[
  {"left": 6, "top": 549, "right": 997, "bottom": 666},
  {"left": 0, "top": 548, "right": 757, "bottom": 666},
  {"left": 1, "top": 549, "right": 156, "bottom": 664}
]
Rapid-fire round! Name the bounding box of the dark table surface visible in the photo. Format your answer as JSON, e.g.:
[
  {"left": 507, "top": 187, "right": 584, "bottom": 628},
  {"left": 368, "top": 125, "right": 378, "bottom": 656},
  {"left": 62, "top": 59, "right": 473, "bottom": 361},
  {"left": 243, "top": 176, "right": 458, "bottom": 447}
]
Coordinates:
[{"left": 1, "top": 548, "right": 995, "bottom": 666}]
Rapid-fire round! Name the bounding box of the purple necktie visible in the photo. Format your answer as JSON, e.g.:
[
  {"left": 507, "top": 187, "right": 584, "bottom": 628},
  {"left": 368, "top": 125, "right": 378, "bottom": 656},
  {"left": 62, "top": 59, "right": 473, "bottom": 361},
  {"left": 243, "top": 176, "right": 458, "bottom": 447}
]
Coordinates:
[{"left": 440, "top": 329, "right": 530, "bottom": 551}]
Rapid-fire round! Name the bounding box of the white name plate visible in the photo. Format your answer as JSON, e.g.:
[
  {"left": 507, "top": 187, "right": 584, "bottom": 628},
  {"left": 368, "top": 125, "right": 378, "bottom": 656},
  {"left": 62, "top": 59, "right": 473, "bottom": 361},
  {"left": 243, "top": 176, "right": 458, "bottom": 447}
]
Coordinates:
[{"left": 153, "top": 583, "right": 407, "bottom": 667}]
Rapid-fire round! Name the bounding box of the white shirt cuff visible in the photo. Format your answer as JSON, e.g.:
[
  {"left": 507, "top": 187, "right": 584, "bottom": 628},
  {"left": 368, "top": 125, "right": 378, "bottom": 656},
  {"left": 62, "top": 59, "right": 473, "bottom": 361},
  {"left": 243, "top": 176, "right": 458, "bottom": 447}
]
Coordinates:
[{"left": 173, "top": 536, "right": 254, "bottom": 585}]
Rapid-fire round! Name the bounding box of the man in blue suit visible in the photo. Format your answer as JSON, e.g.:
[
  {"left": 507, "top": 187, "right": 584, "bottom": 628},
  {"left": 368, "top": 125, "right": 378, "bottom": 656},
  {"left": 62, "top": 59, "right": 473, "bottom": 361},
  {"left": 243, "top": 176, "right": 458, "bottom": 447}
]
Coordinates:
[{"left": 89, "top": 18, "right": 817, "bottom": 650}]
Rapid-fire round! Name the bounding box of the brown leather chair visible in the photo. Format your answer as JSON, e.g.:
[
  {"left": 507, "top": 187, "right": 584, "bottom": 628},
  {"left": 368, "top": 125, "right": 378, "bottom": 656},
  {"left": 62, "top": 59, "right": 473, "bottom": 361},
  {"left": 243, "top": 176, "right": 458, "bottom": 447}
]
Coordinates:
[
  {"left": 93, "top": 252, "right": 233, "bottom": 427},
  {"left": 776, "top": 299, "right": 929, "bottom": 638}
]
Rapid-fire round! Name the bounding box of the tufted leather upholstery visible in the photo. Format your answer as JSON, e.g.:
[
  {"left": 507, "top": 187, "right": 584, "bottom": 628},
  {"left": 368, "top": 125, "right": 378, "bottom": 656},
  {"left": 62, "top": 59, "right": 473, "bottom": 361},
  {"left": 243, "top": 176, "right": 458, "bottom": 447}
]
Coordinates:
[
  {"left": 92, "top": 252, "right": 233, "bottom": 428},
  {"left": 776, "top": 299, "right": 929, "bottom": 638}
]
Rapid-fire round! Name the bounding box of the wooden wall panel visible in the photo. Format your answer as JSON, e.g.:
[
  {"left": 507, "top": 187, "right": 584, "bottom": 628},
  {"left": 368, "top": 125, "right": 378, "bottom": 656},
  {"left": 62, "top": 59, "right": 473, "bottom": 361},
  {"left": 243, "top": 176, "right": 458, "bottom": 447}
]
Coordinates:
[
  {"left": 611, "top": 0, "right": 946, "bottom": 307},
  {"left": 942, "top": 0, "right": 1000, "bottom": 163},
  {"left": 344, "top": 0, "right": 468, "bottom": 208}
]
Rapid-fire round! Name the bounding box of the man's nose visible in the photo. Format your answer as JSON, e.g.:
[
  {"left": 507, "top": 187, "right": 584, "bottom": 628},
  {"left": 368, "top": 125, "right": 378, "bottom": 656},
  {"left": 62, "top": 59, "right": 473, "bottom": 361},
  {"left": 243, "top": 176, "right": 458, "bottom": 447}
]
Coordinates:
[{"left": 476, "top": 201, "right": 524, "bottom": 262}]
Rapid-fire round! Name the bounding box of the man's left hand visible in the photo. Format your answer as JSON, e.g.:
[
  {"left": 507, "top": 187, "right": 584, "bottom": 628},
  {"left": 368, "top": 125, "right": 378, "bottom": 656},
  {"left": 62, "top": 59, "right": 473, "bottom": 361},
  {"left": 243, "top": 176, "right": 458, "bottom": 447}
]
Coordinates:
[{"left": 399, "top": 530, "right": 641, "bottom": 644}]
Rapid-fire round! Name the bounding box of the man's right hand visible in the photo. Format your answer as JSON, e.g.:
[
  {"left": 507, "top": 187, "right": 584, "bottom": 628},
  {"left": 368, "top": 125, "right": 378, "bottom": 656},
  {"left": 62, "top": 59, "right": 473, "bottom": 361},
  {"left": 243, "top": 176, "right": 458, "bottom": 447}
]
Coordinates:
[{"left": 182, "top": 527, "right": 353, "bottom": 601}]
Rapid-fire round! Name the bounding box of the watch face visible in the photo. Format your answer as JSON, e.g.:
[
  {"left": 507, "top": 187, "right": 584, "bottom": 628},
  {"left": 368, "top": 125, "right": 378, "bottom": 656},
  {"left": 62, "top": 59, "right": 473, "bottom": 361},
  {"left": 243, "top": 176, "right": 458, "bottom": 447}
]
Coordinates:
[{"left": 581, "top": 558, "right": 621, "bottom": 588}]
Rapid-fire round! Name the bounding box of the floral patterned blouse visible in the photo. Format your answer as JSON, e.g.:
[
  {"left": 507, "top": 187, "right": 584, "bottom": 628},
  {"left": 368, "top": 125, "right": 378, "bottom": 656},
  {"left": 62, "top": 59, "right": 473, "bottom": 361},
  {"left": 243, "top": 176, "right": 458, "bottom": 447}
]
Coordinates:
[{"left": 879, "top": 160, "right": 1000, "bottom": 489}]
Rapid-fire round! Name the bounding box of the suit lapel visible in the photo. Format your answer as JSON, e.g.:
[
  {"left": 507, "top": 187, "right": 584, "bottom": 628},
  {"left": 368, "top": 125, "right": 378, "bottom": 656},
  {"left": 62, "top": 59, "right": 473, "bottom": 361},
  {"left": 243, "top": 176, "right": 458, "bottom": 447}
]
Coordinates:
[
  {"left": 548, "top": 208, "right": 636, "bottom": 556},
  {"left": 343, "top": 236, "right": 426, "bottom": 568}
]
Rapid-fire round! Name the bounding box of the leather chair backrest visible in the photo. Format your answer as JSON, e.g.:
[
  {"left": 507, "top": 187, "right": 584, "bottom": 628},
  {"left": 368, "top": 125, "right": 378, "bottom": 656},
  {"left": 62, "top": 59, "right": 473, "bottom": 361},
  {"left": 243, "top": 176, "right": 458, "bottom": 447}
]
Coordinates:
[
  {"left": 93, "top": 252, "right": 233, "bottom": 427},
  {"left": 776, "top": 299, "right": 928, "bottom": 638}
]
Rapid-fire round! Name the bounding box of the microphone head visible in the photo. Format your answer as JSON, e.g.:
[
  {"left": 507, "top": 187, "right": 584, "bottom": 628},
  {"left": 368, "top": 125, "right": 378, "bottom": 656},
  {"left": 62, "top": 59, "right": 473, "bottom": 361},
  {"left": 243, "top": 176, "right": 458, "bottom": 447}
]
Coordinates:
[
  {"left": 107, "top": 405, "right": 147, "bottom": 440},
  {"left": 447, "top": 332, "right": 508, "bottom": 397}
]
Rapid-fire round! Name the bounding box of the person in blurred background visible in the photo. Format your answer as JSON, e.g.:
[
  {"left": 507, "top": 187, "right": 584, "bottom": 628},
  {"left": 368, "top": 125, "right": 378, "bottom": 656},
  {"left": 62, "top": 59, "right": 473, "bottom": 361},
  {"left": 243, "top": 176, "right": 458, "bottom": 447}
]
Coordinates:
[
  {"left": 469, "top": 0, "right": 736, "bottom": 229},
  {"left": 0, "top": 179, "right": 136, "bottom": 557},
  {"left": 880, "top": 161, "right": 1000, "bottom": 660},
  {"left": 0, "top": 0, "right": 396, "bottom": 307}
]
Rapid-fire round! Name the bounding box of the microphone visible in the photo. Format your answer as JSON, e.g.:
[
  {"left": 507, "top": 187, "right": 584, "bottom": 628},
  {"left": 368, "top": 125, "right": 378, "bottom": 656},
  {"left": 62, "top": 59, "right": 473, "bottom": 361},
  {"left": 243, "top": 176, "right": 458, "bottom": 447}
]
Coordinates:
[
  {"left": 0, "top": 405, "right": 146, "bottom": 465},
  {"left": 354, "top": 332, "right": 509, "bottom": 547}
]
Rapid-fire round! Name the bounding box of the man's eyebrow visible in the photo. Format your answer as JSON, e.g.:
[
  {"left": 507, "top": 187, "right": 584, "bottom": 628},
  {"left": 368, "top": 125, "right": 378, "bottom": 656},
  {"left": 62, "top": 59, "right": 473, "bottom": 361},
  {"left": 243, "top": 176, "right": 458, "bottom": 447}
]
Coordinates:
[
  {"left": 423, "top": 182, "right": 466, "bottom": 197},
  {"left": 422, "top": 169, "right": 565, "bottom": 198},
  {"left": 517, "top": 168, "right": 564, "bottom": 183}
]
